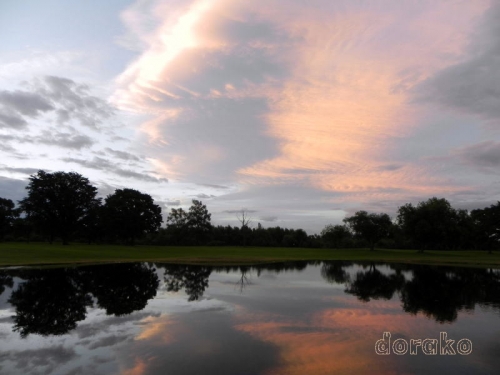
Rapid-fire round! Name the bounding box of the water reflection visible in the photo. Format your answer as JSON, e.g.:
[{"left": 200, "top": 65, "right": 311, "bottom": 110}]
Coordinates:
[
  {"left": 157, "top": 262, "right": 312, "bottom": 301},
  {"left": 9, "top": 268, "right": 93, "bottom": 337},
  {"left": 321, "top": 262, "right": 500, "bottom": 323},
  {"left": 1, "top": 261, "right": 500, "bottom": 374},
  {"left": 1, "top": 262, "right": 500, "bottom": 338},
  {"left": 162, "top": 264, "right": 212, "bottom": 301},
  {"left": 85, "top": 263, "right": 159, "bottom": 316},
  {"left": 2, "top": 263, "right": 159, "bottom": 337},
  {"left": 0, "top": 273, "right": 13, "bottom": 295}
]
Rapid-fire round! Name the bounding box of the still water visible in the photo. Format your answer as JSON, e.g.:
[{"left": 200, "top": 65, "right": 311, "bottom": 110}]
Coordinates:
[{"left": 0, "top": 261, "right": 499, "bottom": 374}]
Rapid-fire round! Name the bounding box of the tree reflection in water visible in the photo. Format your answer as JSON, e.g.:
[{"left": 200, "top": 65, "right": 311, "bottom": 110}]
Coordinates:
[
  {"left": 1, "top": 261, "right": 500, "bottom": 337},
  {"left": 8, "top": 268, "right": 93, "bottom": 337},
  {"left": 83, "top": 263, "right": 159, "bottom": 316},
  {"left": 320, "top": 261, "right": 500, "bottom": 323},
  {"left": 160, "top": 264, "right": 212, "bottom": 302},
  {"left": 0, "top": 273, "right": 13, "bottom": 295},
  {"left": 2, "top": 263, "right": 159, "bottom": 337},
  {"left": 345, "top": 263, "right": 405, "bottom": 302}
]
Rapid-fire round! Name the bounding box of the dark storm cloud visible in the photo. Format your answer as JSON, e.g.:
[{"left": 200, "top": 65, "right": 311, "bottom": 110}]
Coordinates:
[
  {"left": 413, "top": 1, "right": 500, "bottom": 123},
  {"left": 63, "top": 157, "right": 168, "bottom": 183}
]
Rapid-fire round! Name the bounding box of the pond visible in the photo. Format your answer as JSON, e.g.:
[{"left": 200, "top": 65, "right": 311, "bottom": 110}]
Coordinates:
[{"left": 0, "top": 261, "right": 499, "bottom": 374}]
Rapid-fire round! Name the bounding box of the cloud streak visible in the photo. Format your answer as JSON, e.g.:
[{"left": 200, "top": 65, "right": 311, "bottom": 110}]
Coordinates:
[
  {"left": 413, "top": 1, "right": 500, "bottom": 124},
  {"left": 0, "top": 76, "right": 115, "bottom": 131},
  {"left": 62, "top": 157, "right": 168, "bottom": 183},
  {"left": 114, "top": 0, "right": 492, "bottom": 210}
]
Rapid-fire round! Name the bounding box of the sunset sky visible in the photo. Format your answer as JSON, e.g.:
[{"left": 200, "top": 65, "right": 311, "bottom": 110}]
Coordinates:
[{"left": 1, "top": 0, "right": 500, "bottom": 232}]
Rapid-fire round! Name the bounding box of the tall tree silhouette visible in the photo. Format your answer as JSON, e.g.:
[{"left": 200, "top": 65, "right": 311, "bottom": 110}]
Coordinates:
[
  {"left": 0, "top": 197, "right": 18, "bottom": 240},
  {"left": 18, "top": 171, "right": 99, "bottom": 244},
  {"left": 102, "top": 188, "right": 162, "bottom": 244},
  {"left": 187, "top": 200, "right": 212, "bottom": 245},
  {"left": 344, "top": 211, "right": 392, "bottom": 251}
]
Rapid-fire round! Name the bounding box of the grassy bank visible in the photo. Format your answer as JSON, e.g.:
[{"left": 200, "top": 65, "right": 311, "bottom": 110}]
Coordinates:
[{"left": 0, "top": 242, "right": 500, "bottom": 267}]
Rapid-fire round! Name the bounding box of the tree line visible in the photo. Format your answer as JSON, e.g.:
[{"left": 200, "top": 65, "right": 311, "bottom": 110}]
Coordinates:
[{"left": 0, "top": 170, "right": 499, "bottom": 251}]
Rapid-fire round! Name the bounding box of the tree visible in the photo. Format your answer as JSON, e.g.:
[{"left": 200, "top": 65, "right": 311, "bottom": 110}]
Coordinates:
[
  {"left": 18, "top": 170, "right": 99, "bottom": 245},
  {"left": 471, "top": 202, "right": 500, "bottom": 253},
  {"left": 397, "top": 197, "right": 460, "bottom": 251},
  {"left": 186, "top": 200, "right": 212, "bottom": 244},
  {"left": 321, "top": 224, "right": 352, "bottom": 248},
  {"left": 343, "top": 211, "right": 392, "bottom": 251},
  {"left": 167, "top": 207, "right": 188, "bottom": 228},
  {"left": 236, "top": 209, "right": 253, "bottom": 246},
  {"left": 0, "top": 197, "right": 19, "bottom": 241},
  {"left": 236, "top": 209, "right": 253, "bottom": 228},
  {"left": 103, "top": 188, "right": 162, "bottom": 244},
  {"left": 78, "top": 198, "right": 103, "bottom": 244},
  {"left": 165, "top": 207, "right": 189, "bottom": 244}
]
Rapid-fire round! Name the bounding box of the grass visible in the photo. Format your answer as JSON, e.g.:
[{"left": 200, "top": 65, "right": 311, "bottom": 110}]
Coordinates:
[{"left": 0, "top": 242, "right": 500, "bottom": 268}]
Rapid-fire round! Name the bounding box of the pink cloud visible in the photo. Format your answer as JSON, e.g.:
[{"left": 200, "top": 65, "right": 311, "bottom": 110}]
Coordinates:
[{"left": 113, "top": 0, "right": 491, "bottom": 200}]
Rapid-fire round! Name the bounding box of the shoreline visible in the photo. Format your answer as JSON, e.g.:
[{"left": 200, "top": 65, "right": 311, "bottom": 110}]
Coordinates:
[{"left": 1, "top": 242, "right": 500, "bottom": 268}]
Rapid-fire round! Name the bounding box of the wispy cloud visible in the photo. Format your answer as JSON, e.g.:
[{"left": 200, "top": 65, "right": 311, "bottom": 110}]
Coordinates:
[
  {"left": 0, "top": 76, "right": 115, "bottom": 131},
  {"left": 114, "top": 0, "right": 491, "bottom": 206},
  {"left": 413, "top": 1, "right": 500, "bottom": 124},
  {"left": 1, "top": 0, "right": 499, "bottom": 230},
  {"left": 63, "top": 157, "right": 168, "bottom": 183}
]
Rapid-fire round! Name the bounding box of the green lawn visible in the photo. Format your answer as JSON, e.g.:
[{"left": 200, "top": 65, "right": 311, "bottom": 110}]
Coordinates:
[{"left": 0, "top": 242, "right": 499, "bottom": 267}]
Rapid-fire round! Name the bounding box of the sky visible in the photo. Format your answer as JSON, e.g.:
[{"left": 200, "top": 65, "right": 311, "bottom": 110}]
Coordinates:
[{"left": 1, "top": 0, "right": 500, "bottom": 233}]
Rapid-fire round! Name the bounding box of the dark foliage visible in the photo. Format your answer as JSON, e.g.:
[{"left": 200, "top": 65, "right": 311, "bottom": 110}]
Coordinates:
[
  {"left": 102, "top": 188, "right": 162, "bottom": 244},
  {"left": 18, "top": 171, "right": 99, "bottom": 244}
]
